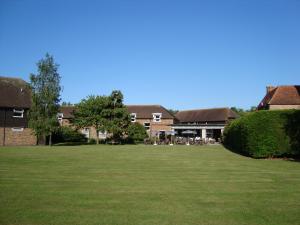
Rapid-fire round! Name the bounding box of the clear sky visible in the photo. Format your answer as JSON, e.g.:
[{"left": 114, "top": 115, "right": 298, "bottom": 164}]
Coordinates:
[{"left": 0, "top": 0, "right": 299, "bottom": 110}]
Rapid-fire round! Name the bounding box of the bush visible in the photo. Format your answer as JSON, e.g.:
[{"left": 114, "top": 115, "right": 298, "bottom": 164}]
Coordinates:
[
  {"left": 223, "top": 110, "right": 300, "bottom": 158},
  {"left": 88, "top": 138, "right": 97, "bottom": 144},
  {"left": 53, "top": 126, "right": 87, "bottom": 144},
  {"left": 127, "top": 123, "right": 148, "bottom": 144},
  {"left": 285, "top": 110, "right": 300, "bottom": 153}
]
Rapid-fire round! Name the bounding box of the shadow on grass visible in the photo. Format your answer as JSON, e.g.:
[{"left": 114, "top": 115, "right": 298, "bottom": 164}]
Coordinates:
[
  {"left": 53, "top": 142, "right": 92, "bottom": 146},
  {"left": 223, "top": 144, "right": 300, "bottom": 162},
  {"left": 222, "top": 144, "right": 252, "bottom": 158}
]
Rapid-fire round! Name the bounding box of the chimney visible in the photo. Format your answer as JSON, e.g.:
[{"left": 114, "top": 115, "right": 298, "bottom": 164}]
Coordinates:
[{"left": 266, "top": 86, "right": 275, "bottom": 94}]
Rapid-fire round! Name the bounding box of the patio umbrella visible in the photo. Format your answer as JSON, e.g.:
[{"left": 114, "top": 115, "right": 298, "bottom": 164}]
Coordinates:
[
  {"left": 182, "top": 130, "right": 197, "bottom": 145},
  {"left": 165, "top": 131, "right": 177, "bottom": 135},
  {"left": 182, "top": 130, "right": 197, "bottom": 135},
  {"left": 166, "top": 131, "right": 177, "bottom": 145}
]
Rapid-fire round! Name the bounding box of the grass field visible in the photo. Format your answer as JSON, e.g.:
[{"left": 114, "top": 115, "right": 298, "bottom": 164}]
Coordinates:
[{"left": 0, "top": 145, "right": 300, "bottom": 225}]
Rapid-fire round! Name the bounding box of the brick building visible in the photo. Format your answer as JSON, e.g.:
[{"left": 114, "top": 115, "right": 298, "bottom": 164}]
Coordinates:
[
  {"left": 127, "top": 105, "right": 175, "bottom": 137},
  {"left": 58, "top": 106, "right": 107, "bottom": 140},
  {"left": 172, "top": 108, "right": 238, "bottom": 140},
  {"left": 0, "top": 76, "right": 36, "bottom": 146},
  {"left": 59, "top": 105, "right": 175, "bottom": 140},
  {"left": 258, "top": 85, "right": 300, "bottom": 110}
]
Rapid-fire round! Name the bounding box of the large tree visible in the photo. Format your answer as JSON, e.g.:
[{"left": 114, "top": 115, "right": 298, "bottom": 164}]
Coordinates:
[
  {"left": 105, "top": 90, "right": 131, "bottom": 143},
  {"left": 73, "top": 95, "right": 108, "bottom": 144},
  {"left": 73, "top": 91, "right": 130, "bottom": 144},
  {"left": 28, "top": 53, "right": 61, "bottom": 145},
  {"left": 231, "top": 106, "right": 257, "bottom": 117}
]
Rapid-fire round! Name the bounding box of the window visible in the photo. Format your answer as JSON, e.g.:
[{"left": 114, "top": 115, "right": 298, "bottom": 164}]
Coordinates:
[
  {"left": 12, "top": 127, "right": 24, "bottom": 132},
  {"left": 82, "top": 128, "right": 90, "bottom": 138},
  {"left": 130, "top": 113, "right": 137, "bottom": 122},
  {"left": 152, "top": 113, "right": 162, "bottom": 122},
  {"left": 99, "top": 131, "right": 107, "bottom": 139},
  {"left": 57, "top": 113, "right": 63, "bottom": 121},
  {"left": 13, "top": 109, "right": 24, "bottom": 118},
  {"left": 144, "top": 122, "right": 150, "bottom": 130},
  {"left": 206, "top": 129, "right": 214, "bottom": 138}
]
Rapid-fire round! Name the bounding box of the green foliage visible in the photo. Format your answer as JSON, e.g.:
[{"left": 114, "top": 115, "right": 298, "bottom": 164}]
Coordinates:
[
  {"left": 73, "top": 95, "right": 109, "bottom": 144},
  {"left": 106, "top": 90, "right": 131, "bottom": 143},
  {"left": 73, "top": 90, "right": 131, "bottom": 144},
  {"left": 127, "top": 123, "right": 148, "bottom": 143},
  {"left": 223, "top": 110, "right": 300, "bottom": 158},
  {"left": 88, "top": 138, "right": 97, "bottom": 145},
  {"left": 284, "top": 110, "right": 300, "bottom": 153},
  {"left": 61, "top": 101, "right": 73, "bottom": 106},
  {"left": 28, "top": 53, "right": 61, "bottom": 145},
  {"left": 230, "top": 106, "right": 257, "bottom": 117},
  {"left": 168, "top": 109, "right": 179, "bottom": 116},
  {"left": 52, "top": 126, "right": 87, "bottom": 144}
]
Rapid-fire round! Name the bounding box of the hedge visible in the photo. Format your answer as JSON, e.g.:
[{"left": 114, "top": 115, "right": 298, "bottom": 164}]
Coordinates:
[
  {"left": 223, "top": 110, "right": 300, "bottom": 158},
  {"left": 52, "top": 126, "right": 87, "bottom": 144}
]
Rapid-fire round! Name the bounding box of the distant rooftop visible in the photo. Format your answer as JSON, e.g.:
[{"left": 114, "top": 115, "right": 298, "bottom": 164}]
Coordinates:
[
  {"left": 175, "top": 108, "right": 238, "bottom": 123},
  {"left": 258, "top": 85, "right": 300, "bottom": 109},
  {"left": 126, "top": 105, "right": 174, "bottom": 119}
]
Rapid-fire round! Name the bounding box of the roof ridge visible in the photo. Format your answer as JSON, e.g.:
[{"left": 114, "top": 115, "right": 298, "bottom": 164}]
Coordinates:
[
  {"left": 0, "top": 76, "right": 28, "bottom": 87},
  {"left": 177, "top": 107, "right": 229, "bottom": 113},
  {"left": 0, "top": 75, "right": 25, "bottom": 80},
  {"left": 159, "top": 105, "right": 175, "bottom": 117},
  {"left": 276, "top": 85, "right": 300, "bottom": 87},
  {"left": 126, "top": 104, "right": 162, "bottom": 107}
]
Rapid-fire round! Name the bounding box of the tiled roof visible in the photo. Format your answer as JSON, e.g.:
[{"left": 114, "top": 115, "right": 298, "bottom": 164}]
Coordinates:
[
  {"left": 175, "top": 108, "right": 238, "bottom": 123},
  {"left": 0, "top": 76, "right": 31, "bottom": 108},
  {"left": 258, "top": 85, "right": 300, "bottom": 109},
  {"left": 59, "top": 106, "right": 75, "bottom": 118},
  {"left": 126, "top": 105, "right": 174, "bottom": 119}
]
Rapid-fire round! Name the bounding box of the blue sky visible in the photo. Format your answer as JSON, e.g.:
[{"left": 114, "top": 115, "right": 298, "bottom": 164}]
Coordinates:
[{"left": 0, "top": 0, "right": 299, "bottom": 110}]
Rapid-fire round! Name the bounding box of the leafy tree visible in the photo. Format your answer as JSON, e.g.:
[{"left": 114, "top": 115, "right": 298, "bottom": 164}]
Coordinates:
[
  {"left": 231, "top": 106, "right": 257, "bottom": 117},
  {"left": 105, "top": 91, "right": 131, "bottom": 143},
  {"left": 168, "top": 109, "right": 179, "bottom": 116},
  {"left": 73, "top": 95, "right": 108, "bottom": 144},
  {"left": 61, "top": 101, "right": 73, "bottom": 106},
  {"left": 248, "top": 106, "right": 257, "bottom": 112},
  {"left": 230, "top": 107, "right": 246, "bottom": 117},
  {"left": 29, "top": 53, "right": 61, "bottom": 145},
  {"left": 73, "top": 90, "right": 130, "bottom": 144},
  {"left": 127, "top": 123, "right": 148, "bottom": 143}
]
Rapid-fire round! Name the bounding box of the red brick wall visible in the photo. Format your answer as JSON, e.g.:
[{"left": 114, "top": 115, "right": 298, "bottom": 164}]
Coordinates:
[
  {"left": 135, "top": 118, "right": 174, "bottom": 136},
  {"left": 0, "top": 127, "right": 36, "bottom": 146}
]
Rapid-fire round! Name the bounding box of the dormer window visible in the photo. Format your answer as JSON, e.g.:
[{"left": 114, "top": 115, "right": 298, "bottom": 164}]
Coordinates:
[
  {"left": 57, "top": 113, "right": 63, "bottom": 121},
  {"left": 13, "top": 109, "right": 24, "bottom": 118},
  {"left": 130, "top": 113, "right": 137, "bottom": 122},
  {"left": 152, "top": 113, "right": 162, "bottom": 122}
]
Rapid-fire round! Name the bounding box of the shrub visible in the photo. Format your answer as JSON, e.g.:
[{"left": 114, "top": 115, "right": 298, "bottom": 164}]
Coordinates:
[
  {"left": 53, "top": 126, "right": 87, "bottom": 144},
  {"left": 223, "top": 110, "right": 300, "bottom": 158},
  {"left": 88, "top": 138, "right": 97, "bottom": 144},
  {"left": 127, "top": 123, "right": 148, "bottom": 144},
  {"left": 284, "top": 110, "right": 300, "bottom": 154}
]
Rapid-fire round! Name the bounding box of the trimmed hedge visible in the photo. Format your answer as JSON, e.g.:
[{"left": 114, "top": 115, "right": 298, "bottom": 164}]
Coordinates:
[
  {"left": 223, "top": 110, "right": 300, "bottom": 158},
  {"left": 53, "top": 126, "right": 87, "bottom": 144}
]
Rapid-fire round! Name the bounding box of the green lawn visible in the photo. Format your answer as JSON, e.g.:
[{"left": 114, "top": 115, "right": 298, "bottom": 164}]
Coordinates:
[{"left": 0, "top": 145, "right": 300, "bottom": 225}]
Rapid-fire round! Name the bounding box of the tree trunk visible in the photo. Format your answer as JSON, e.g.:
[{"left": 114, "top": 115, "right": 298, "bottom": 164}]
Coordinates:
[
  {"left": 49, "top": 133, "right": 52, "bottom": 146},
  {"left": 42, "top": 134, "right": 47, "bottom": 145},
  {"left": 96, "top": 130, "right": 99, "bottom": 144}
]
